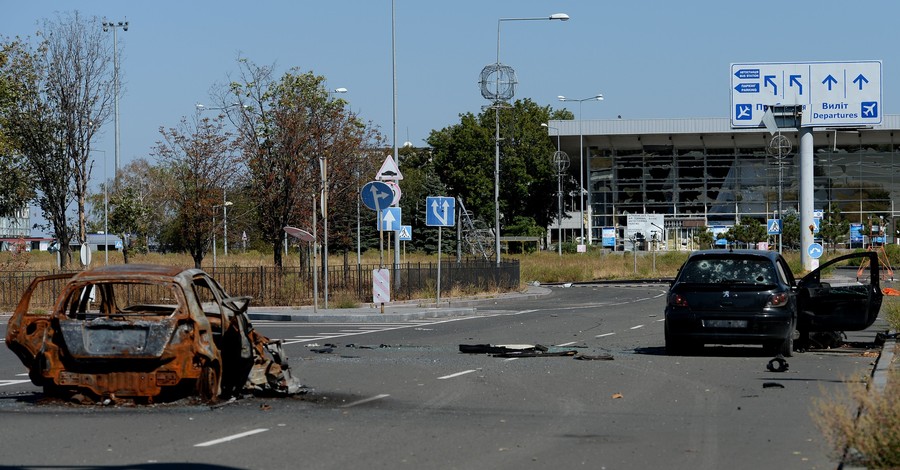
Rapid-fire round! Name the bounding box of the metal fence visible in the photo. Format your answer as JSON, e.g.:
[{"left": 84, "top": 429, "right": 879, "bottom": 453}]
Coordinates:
[{"left": 0, "top": 259, "right": 520, "bottom": 310}]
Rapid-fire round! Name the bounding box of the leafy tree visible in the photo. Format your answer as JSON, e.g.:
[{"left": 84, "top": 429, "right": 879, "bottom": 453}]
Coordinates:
[
  {"left": 725, "top": 217, "right": 767, "bottom": 248},
  {"left": 427, "top": 99, "right": 571, "bottom": 240},
  {"left": 220, "top": 59, "right": 385, "bottom": 268},
  {"left": 694, "top": 227, "right": 715, "bottom": 250},
  {"left": 819, "top": 206, "right": 850, "bottom": 253},
  {"left": 781, "top": 211, "right": 801, "bottom": 250},
  {"left": 0, "top": 42, "right": 35, "bottom": 218},
  {"left": 153, "top": 113, "right": 240, "bottom": 268}
]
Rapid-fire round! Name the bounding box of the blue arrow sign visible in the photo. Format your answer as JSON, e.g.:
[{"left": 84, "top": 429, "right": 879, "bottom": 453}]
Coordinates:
[
  {"left": 807, "top": 242, "right": 824, "bottom": 259},
  {"left": 361, "top": 181, "right": 393, "bottom": 212},
  {"left": 789, "top": 75, "right": 803, "bottom": 94},
  {"left": 822, "top": 74, "right": 838, "bottom": 90},
  {"left": 734, "top": 83, "right": 759, "bottom": 93},
  {"left": 379, "top": 207, "right": 401, "bottom": 231},
  {"left": 764, "top": 75, "right": 777, "bottom": 95},
  {"left": 425, "top": 196, "right": 455, "bottom": 227},
  {"left": 853, "top": 73, "right": 869, "bottom": 90},
  {"left": 734, "top": 69, "right": 760, "bottom": 80}
]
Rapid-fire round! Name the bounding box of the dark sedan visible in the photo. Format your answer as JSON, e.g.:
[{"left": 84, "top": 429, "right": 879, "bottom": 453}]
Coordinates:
[{"left": 664, "top": 250, "right": 883, "bottom": 356}]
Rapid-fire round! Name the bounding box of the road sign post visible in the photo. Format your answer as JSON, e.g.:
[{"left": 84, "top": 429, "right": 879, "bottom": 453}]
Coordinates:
[{"left": 426, "top": 197, "right": 456, "bottom": 304}]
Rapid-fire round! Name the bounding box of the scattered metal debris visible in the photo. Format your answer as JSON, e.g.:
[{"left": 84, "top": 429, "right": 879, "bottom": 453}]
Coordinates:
[{"left": 458, "top": 343, "right": 603, "bottom": 359}]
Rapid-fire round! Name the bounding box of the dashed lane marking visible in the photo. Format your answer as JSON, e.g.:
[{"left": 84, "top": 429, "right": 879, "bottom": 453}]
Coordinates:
[
  {"left": 438, "top": 369, "right": 478, "bottom": 380},
  {"left": 194, "top": 428, "right": 269, "bottom": 447},
  {"left": 341, "top": 394, "right": 390, "bottom": 408}
]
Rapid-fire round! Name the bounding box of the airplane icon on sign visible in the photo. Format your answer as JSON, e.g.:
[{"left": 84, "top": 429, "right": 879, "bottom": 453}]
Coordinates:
[
  {"left": 862, "top": 102, "right": 878, "bottom": 117},
  {"left": 735, "top": 104, "right": 752, "bottom": 120}
]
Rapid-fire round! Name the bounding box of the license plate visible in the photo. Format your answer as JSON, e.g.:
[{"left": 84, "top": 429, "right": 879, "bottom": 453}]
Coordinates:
[{"left": 703, "top": 319, "right": 747, "bottom": 328}]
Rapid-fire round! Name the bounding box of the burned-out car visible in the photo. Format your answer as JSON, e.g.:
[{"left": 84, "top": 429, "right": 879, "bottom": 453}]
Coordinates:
[
  {"left": 6, "top": 264, "right": 302, "bottom": 402},
  {"left": 664, "top": 250, "right": 883, "bottom": 356}
]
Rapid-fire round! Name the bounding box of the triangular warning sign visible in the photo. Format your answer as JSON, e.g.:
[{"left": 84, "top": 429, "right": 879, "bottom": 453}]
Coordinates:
[{"left": 376, "top": 155, "right": 403, "bottom": 181}]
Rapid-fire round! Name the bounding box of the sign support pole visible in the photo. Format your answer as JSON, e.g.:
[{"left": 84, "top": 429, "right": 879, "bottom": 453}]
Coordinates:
[
  {"left": 800, "top": 128, "right": 815, "bottom": 271},
  {"left": 436, "top": 227, "right": 442, "bottom": 304}
]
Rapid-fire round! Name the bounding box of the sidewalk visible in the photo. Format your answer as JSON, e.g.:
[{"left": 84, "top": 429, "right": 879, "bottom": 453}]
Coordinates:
[{"left": 246, "top": 284, "right": 552, "bottom": 323}]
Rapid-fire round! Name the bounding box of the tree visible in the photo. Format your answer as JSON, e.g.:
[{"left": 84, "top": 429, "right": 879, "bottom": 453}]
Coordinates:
[
  {"left": 0, "top": 37, "right": 76, "bottom": 268},
  {"left": 819, "top": 206, "right": 850, "bottom": 252},
  {"left": 221, "top": 59, "right": 384, "bottom": 267},
  {"left": 694, "top": 227, "right": 715, "bottom": 250},
  {"left": 39, "top": 12, "right": 115, "bottom": 246},
  {"left": 725, "top": 217, "right": 767, "bottom": 248},
  {"left": 153, "top": 113, "right": 240, "bottom": 268},
  {"left": 0, "top": 13, "right": 115, "bottom": 268},
  {"left": 0, "top": 42, "right": 35, "bottom": 218},
  {"left": 428, "top": 99, "right": 571, "bottom": 239}
]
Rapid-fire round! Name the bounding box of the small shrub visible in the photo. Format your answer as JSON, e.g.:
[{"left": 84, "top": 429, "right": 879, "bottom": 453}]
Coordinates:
[{"left": 813, "top": 371, "right": 900, "bottom": 468}]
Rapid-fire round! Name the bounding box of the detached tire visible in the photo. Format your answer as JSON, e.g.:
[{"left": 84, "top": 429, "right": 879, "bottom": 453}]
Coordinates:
[{"left": 197, "top": 362, "right": 221, "bottom": 402}]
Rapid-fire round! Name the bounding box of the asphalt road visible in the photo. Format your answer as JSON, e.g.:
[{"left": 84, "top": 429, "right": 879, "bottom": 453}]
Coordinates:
[{"left": 0, "top": 284, "right": 887, "bottom": 470}]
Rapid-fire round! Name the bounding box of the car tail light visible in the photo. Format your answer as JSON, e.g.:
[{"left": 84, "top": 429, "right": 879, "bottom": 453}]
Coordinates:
[
  {"left": 668, "top": 293, "right": 689, "bottom": 307},
  {"left": 767, "top": 292, "right": 789, "bottom": 307}
]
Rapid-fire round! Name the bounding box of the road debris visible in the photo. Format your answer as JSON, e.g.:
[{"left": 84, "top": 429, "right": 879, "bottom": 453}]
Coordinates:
[{"left": 766, "top": 356, "right": 789, "bottom": 372}]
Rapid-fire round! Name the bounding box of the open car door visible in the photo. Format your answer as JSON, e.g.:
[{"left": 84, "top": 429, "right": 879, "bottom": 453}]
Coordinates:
[{"left": 796, "top": 251, "right": 884, "bottom": 332}]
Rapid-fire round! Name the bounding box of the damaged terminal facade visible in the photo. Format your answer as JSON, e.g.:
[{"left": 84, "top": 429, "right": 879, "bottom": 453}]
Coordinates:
[{"left": 546, "top": 115, "right": 900, "bottom": 250}]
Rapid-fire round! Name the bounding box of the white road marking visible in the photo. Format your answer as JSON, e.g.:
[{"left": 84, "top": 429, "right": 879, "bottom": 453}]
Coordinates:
[
  {"left": 438, "top": 369, "right": 478, "bottom": 380},
  {"left": 630, "top": 324, "right": 645, "bottom": 330},
  {"left": 595, "top": 332, "right": 616, "bottom": 338},
  {"left": 341, "top": 394, "right": 390, "bottom": 408},
  {"left": 194, "top": 428, "right": 269, "bottom": 447},
  {"left": 555, "top": 341, "right": 578, "bottom": 347},
  {"left": 0, "top": 380, "right": 31, "bottom": 387}
]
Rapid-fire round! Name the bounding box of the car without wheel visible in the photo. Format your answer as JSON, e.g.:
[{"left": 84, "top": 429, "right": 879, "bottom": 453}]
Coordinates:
[
  {"left": 5, "top": 264, "right": 303, "bottom": 403},
  {"left": 664, "top": 250, "right": 883, "bottom": 356}
]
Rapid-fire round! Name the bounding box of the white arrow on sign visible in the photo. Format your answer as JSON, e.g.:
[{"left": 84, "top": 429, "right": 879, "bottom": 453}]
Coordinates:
[
  {"left": 369, "top": 184, "right": 391, "bottom": 214},
  {"left": 431, "top": 198, "right": 451, "bottom": 226}
]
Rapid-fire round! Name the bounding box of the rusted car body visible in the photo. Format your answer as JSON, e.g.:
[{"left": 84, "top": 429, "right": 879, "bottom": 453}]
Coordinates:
[{"left": 6, "top": 264, "right": 302, "bottom": 402}]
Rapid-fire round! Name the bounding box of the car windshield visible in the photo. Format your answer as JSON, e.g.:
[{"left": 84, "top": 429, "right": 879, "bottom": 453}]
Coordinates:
[
  {"left": 62, "top": 280, "right": 183, "bottom": 319},
  {"left": 679, "top": 256, "right": 778, "bottom": 286}
]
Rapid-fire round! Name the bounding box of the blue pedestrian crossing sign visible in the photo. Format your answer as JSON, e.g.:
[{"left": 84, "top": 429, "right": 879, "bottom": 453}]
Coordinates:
[
  {"left": 398, "top": 225, "right": 412, "bottom": 241},
  {"left": 379, "top": 207, "right": 401, "bottom": 231},
  {"left": 425, "top": 196, "right": 455, "bottom": 227},
  {"left": 767, "top": 219, "right": 782, "bottom": 235}
]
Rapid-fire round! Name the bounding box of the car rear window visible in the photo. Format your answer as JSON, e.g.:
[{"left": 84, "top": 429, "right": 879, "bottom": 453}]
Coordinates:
[{"left": 679, "top": 257, "right": 778, "bottom": 286}]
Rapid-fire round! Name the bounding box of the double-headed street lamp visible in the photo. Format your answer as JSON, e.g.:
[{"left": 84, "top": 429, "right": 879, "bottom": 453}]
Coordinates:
[
  {"left": 488, "top": 13, "right": 569, "bottom": 266},
  {"left": 557, "top": 94, "right": 603, "bottom": 249},
  {"left": 102, "top": 19, "right": 128, "bottom": 180}
]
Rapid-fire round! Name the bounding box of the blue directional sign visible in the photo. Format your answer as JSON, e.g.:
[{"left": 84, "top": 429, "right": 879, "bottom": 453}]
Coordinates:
[
  {"left": 730, "top": 61, "right": 882, "bottom": 128},
  {"left": 379, "top": 207, "right": 401, "bottom": 231},
  {"left": 398, "top": 225, "right": 412, "bottom": 241},
  {"left": 425, "top": 196, "right": 455, "bottom": 227},
  {"left": 767, "top": 219, "right": 782, "bottom": 235},
  {"left": 807, "top": 242, "right": 824, "bottom": 259},
  {"left": 361, "top": 181, "right": 393, "bottom": 212}
]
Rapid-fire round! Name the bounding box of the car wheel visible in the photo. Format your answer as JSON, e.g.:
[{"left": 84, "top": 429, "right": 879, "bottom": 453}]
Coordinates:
[
  {"left": 665, "top": 323, "right": 692, "bottom": 355},
  {"left": 197, "top": 362, "right": 221, "bottom": 402}
]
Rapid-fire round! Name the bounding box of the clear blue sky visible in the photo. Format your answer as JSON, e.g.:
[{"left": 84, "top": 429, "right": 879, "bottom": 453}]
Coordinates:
[{"left": 5, "top": 1, "right": 900, "bottom": 232}]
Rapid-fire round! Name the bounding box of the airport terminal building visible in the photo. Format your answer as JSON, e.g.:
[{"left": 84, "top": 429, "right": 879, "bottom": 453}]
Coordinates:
[{"left": 546, "top": 115, "right": 900, "bottom": 249}]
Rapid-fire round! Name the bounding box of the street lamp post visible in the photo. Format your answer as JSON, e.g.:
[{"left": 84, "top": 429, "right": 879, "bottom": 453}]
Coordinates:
[
  {"left": 212, "top": 201, "right": 232, "bottom": 270},
  {"left": 491, "top": 13, "right": 569, "bottom": 266},
  {"left": 321, "top": 86, "right": 347, "bottom": 310},
  {"left": 102, "top": 19, "right": 128, "bottom": 180},
  {"left": 542, "top": 123, "right": 564, "bottom": 256},
  {"left": 558, "top": 94, "right": 603, "bottom": 250}
]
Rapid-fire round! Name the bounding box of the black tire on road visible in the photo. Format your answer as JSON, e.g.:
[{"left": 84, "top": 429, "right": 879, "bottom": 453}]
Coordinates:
[{"left": 197, "top": 362, "right": 221, "bottom": 402}]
